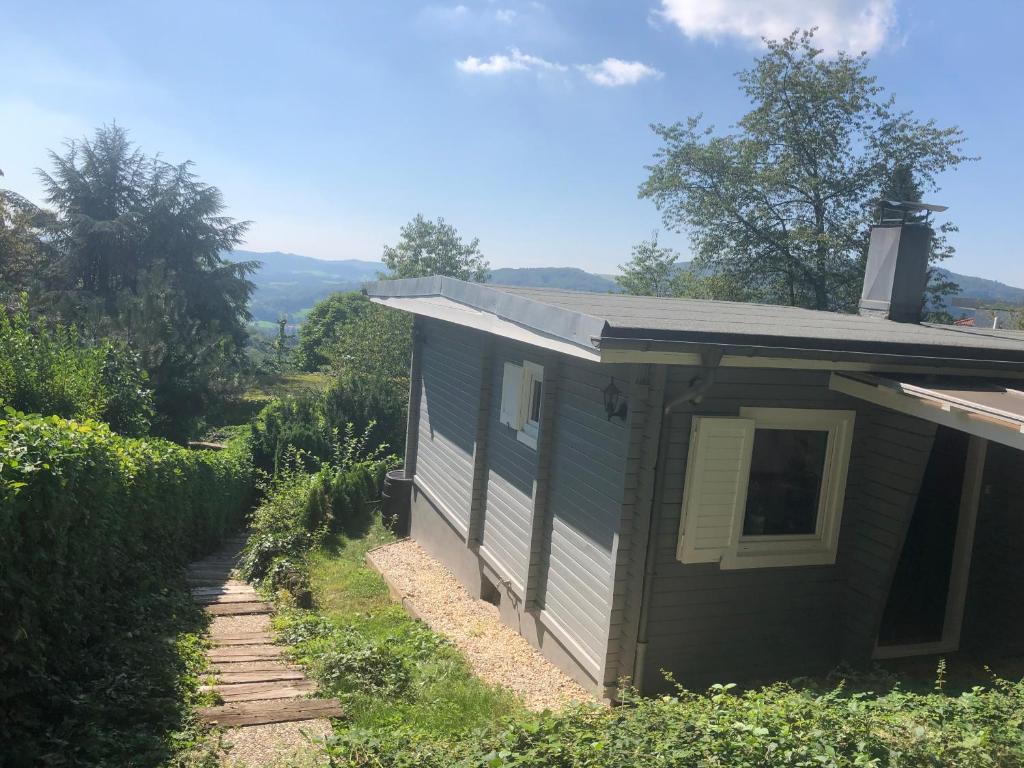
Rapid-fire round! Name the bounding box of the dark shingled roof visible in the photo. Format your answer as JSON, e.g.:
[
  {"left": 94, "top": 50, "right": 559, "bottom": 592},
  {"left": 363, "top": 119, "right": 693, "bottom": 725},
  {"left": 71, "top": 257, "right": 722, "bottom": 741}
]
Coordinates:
[{"left": 365, "top": 277, "right": 1024, "bottom": 366}]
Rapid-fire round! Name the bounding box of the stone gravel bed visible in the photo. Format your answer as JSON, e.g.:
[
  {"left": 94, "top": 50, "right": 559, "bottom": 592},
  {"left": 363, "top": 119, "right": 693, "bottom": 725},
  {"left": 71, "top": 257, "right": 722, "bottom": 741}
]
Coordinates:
[{"left": 367, "top": 539, "right": 595, "bottom": 711}]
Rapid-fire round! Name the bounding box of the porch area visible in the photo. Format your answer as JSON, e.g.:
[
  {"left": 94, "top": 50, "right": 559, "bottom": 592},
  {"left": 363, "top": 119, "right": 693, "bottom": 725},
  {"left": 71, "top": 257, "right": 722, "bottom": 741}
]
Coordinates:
[{"left": 832, "top": 372, "right": 1024, "bottom": 668}]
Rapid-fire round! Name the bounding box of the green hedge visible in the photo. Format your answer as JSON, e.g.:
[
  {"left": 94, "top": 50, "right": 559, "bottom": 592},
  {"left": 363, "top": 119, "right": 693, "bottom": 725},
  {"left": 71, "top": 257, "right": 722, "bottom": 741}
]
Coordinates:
[
  {"left": 324, "top": 678, "right": 1024, "bottom": 767},
  {"left": 0, "top": 300, "right": 155, "bottom": 436},
  {"left": 0, "top": 408, "right": 254, "bottom": 753}
]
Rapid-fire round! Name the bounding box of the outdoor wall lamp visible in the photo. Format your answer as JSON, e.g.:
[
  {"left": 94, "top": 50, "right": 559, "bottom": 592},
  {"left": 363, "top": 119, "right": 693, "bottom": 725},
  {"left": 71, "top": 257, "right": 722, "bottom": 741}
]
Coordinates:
[{"left": 603, "top": 378, "right": 629, "bottom": 422}]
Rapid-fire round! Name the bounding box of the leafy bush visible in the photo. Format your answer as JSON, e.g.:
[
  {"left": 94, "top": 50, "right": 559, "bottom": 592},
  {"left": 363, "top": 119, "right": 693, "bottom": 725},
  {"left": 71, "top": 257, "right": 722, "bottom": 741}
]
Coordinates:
[
  {"left": 240, "top": 427, "right": 394, "bottom": 588},
  {"left": 0, "top": 408, "right": 254, "bottom": 758},
  {"left": 323, "top": 675, "right": 1024, "bottom": 768},
  {"left": 0, "top": 299, "right": 154, "bottom": 435}
]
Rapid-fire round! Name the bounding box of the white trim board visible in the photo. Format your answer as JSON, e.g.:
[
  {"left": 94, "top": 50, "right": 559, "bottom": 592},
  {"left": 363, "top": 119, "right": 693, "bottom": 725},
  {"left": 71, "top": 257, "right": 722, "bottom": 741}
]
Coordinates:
[
  {"left": 830, "top": 373, "right": 1024, "bottom": 451},
  {"left": 600, "top": 348, "right": 1024, "bottom": 378}
]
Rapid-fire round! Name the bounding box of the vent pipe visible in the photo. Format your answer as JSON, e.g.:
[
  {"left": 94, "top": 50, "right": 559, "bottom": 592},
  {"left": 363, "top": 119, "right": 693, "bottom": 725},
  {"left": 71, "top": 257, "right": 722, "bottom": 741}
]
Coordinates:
[{"left": 858, "top": 200, "right": 947, "bottom": 323}]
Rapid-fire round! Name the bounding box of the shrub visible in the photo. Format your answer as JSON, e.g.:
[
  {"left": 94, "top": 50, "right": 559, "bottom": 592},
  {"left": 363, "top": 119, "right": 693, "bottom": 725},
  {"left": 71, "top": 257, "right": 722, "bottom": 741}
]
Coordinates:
[
  {"left": 240, "top": 427, "right": 395, "bottom": 588},
  {"left": 249, "top": 375, "right": 406, "bottom": 477},
  {"left": 0, "top": 299, "right": 154, "bottom": 435},
  {"left": 323, "top": 676, "right": 1024, "bottom": 768},
  {"left": 0, "top": 408, "right": 254, "bottom": 755}
]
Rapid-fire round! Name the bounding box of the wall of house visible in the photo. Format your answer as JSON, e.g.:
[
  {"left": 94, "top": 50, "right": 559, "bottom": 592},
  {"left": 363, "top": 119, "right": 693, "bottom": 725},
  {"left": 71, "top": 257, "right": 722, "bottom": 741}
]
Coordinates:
[
  {"left": 537, "top": 355, "right": 632, "bottom": 677},
  {"left": 413, "top": 318, "right": 486, "bottom": 534},
  {"left": 407, "top": 318, "right": 634, "bottom": 693},
  {"left": 635, "top": 366, "right": 937, "bottom": 692},
  {"left": 477, "top": 338, "right": 549, "bottom": 591},
  {"left": 961, "top": 440, "right": 1024, "bottom": 656}
]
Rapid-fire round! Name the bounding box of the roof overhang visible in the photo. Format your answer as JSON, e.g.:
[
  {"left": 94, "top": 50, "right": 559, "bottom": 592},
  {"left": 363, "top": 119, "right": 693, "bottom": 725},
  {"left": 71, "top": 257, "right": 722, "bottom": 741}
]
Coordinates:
[
  {"left": 830, "top": 372, "right": 1024, "bottom": 450},
  {"left": 365, "top": 277, "right": 606, "bottom": 361}
]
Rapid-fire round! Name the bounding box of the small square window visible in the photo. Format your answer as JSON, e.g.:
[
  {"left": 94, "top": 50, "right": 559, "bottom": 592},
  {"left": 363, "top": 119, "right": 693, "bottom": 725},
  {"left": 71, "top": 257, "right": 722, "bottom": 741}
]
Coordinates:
[
  {"left": 677, "top": 407, "right": 856, "bottom": 569},
  {"left": 743, "top": 428, "right": 828, "bottom": 537}
]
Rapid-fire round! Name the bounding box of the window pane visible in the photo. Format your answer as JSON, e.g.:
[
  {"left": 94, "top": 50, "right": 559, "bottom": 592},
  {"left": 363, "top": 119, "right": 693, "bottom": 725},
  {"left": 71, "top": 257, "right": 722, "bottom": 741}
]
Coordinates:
[
  {"left": 742, "top": 428, "right": 827, "bottom": 536},
  {"left": 529, "top": 380, "right": 543, "bottom": 423}
]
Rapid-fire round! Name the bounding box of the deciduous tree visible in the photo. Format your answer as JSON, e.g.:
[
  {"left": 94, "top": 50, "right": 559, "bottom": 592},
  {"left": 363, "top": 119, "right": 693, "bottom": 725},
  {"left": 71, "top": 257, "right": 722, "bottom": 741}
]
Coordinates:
[
  {"left": 381, "top": 214, "right": 489, "bottom": 281},
  {"left": 640, "top": 30, "right": 972, "bottom": 312}
]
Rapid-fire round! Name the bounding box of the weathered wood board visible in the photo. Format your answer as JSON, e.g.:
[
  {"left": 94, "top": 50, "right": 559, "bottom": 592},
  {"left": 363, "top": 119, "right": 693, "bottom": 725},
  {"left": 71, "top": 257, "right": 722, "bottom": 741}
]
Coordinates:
[{"left": 198, "top": 697, "right": 343, "bottom": 727}]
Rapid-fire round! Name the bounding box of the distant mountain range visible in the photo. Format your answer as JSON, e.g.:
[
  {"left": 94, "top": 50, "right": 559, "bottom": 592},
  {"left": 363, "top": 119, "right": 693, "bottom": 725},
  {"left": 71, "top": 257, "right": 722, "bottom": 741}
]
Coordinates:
[{"left": 226, "top": 249, "right": 1024, "bottom": 327}]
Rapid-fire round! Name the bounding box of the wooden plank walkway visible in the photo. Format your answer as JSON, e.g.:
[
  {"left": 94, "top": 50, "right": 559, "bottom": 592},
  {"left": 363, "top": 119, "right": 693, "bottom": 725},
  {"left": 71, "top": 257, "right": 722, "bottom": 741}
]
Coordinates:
[{"left": 187, "top": 534, "right": 343, "bottom": 727}]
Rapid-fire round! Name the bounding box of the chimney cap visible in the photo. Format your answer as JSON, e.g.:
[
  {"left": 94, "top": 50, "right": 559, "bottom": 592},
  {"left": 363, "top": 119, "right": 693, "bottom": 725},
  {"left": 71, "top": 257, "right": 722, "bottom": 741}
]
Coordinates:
[{"left": 880, "top": 199, "right": 948, "bottom": 213}]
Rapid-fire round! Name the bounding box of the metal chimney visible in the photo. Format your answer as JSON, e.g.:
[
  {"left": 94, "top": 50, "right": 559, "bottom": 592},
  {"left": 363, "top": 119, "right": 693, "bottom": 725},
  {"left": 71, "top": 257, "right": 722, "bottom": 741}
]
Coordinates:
[{"left": 858, "top": 200, "right": 947, "bottom": 323}]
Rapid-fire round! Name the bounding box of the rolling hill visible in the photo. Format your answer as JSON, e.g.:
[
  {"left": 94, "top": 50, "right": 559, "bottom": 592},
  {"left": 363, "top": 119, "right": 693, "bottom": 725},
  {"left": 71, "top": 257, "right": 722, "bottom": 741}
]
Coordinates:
[{"left": 228, "top": 250, "right": 1024, "bottom": 326}]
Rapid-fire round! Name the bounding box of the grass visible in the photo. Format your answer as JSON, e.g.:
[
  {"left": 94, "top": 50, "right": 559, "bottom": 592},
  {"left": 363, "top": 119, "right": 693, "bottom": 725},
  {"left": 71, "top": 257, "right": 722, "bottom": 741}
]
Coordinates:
[
  {"left": 244, "top": 371, "right": 333, "bottom": 402},
  {"left": 274, "top": 517, "right": 523, "bottom": 748}
]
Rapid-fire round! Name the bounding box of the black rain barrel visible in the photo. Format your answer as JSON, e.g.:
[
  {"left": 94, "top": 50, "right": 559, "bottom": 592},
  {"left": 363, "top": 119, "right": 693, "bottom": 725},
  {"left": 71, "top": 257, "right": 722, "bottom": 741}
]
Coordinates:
[{"left": 382, "top": 469, "right": 413, "bottom": 537}]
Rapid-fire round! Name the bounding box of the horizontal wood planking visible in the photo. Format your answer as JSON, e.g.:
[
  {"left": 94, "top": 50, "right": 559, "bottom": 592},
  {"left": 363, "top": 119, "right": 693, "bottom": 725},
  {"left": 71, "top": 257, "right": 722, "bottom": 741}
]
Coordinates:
[
  {"left": 478, "top": 339, "right": 548, "bottom": 587},
  {"left": 212, "top": 681, "right": 317, "bottom": 703},
  {"left": 198, "top": 698, "right": 343, "bottom": 727},
  {"left": 208, "top": 645, "right": 282, "bottom": 662},
  {"left": 204, "top": 601, "right": 274, "bottom": 616},
  {"left": 539, "top": 357, "right": 632, "bottom": 673},
  {"left": 415, "top": 319, "right": 485, "bottom": 533},
  {"left": 210, "top": 633, "right": 275, "bottom": 647},
  {"left": 638, "top": 365, "right": 923, "bottom": 690},
  {"left": 213, "top": 669, "right": 305, "bottom": 684}
]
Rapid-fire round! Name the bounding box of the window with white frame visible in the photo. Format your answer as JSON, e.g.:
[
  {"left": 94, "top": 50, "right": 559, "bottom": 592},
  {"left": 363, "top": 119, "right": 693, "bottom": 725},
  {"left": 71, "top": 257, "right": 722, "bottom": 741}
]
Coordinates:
[
  {"left": 677, "top": 407, "right": 855, "bottom": 569},
  {"left": 499, "top": 360, "right": 544, "bottom": 449}
]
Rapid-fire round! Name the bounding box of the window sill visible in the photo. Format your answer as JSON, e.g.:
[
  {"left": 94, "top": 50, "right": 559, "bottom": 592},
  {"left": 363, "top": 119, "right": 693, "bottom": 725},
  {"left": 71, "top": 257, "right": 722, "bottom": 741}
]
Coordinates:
[
  {"left": 719, "top": 546, "right": 838, "bottom": 570},
  {"left": 516, "top": 429, "right": 538, "bottom": 450}
]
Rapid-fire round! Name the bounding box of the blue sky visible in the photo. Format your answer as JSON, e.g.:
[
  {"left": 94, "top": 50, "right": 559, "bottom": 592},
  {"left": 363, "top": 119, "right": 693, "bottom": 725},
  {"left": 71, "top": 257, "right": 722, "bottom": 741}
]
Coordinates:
[{"left": 2, "top": 1, "right": 1022, "bottom": 283}]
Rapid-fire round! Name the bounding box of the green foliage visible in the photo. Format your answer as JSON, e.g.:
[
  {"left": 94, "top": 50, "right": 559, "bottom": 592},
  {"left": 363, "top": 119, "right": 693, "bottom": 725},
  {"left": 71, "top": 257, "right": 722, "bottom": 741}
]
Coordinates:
[
  {"left": 239, "top": 426, "right": 394, "bottom": 587},
  {"left": 616, "top": 231, "right": 681, "bottom": 297},
  {"left": 0, "top": 409, "right": 253, "bottom": 762},
  {"left": 0, "top": 298, "right": 154, "bottom": 435},
  {"left": 381, "top": 214, "right": 489, "bottom": 282},
  {"left": 640, "top": 29, "right": 973, "bottom": 311},
  {"left": 324, "top": 675, "right": 1024, "bottom": 767},
  {"left": 23, "top": 123, "right": 255, "bottom": 439},
  {"left": 328, "top": 302, "right": 412, "bottom": 454},
  {"left": 295, "top": 292, "right": 370, "bottom": 371},
  {"left": 271, "top": 521, "right": 521, "bottom": 759},
  {"left": 250, "top": 334, "right": 410, "bottom": 475}
]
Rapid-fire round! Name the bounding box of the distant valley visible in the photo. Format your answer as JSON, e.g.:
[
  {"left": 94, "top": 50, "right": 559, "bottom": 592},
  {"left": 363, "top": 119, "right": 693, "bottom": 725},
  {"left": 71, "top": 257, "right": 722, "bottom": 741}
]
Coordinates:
[{"left": 226, "top": 249, "right": 1024, "bottom": 328}]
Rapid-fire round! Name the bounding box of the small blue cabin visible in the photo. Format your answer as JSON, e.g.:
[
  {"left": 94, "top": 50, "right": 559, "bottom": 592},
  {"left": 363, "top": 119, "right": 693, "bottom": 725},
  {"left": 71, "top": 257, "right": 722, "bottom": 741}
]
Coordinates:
[{"left": 365, "top": 216, "right": 1024, "bottom": 697}]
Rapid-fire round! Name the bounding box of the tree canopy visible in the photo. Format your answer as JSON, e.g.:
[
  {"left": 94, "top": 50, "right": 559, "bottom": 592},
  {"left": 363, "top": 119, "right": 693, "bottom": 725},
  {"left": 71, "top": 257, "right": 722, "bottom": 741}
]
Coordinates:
[
  {"left": 616, "top": 231, "right": 681, "bottom": 297},
  {"left": 640, "top": 30, "right": 972, "bottom": 313},
  {"left": 294, "top": 291, "right": 370, "bottom": 372},
  {"left": 381, "top": 214, "right": 489, "bottom": 281},
  {"left": 1, "top": 124, "right": 256, "bottom": 437}
]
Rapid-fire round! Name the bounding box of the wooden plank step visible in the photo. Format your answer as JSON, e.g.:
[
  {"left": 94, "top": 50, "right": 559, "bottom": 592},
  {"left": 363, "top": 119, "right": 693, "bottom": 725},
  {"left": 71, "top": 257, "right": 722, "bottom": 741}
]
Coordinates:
[
  {"left": 209, "top": 680, "right": 317, "bottom": 703},
  {"left": 193, "top": 592, "right": 261, "bottom": 605},
  {"left": 210, "top": 660, "right": 291, "bottom": 674},
  {"left": 198, "top": 697, "right": 343, "bottom": 727},
  {"left": 188, "top": 571, "right": 236, "bottom": 581},
  {"left": 208, "top": 646, "right": 281, "bottom": 662},
  {"left": 211, "top": 632, "right": 274, "bottom": 646},
  {"left": 191, "top": 589, "right": 255, "bottom": 599},
  {"left": 205, "top": 601, "right": 273, "bottom": 616},
  {"left": 215, "top": 669, "right": 305, "bottom": 685}
]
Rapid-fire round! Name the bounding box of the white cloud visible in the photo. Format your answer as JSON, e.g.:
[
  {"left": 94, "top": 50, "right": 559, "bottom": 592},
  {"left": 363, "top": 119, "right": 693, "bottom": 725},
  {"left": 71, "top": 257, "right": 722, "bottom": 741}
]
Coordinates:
[
  {"left": 495, "top": 8, "right": 517, "bottom": 23},
  {"left": 456, "top": 48, "right": 566, "bottom": 75},
  {"left": 657, "top": 0, "right": 895, "bottom": 55},
  {"left": 578, "top": 58, "right": 663, "bottom": 87}
]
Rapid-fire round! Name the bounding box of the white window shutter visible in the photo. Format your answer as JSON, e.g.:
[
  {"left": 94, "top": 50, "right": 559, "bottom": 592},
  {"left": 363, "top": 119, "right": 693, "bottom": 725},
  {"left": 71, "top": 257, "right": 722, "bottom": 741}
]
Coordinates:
[
  {"left": 499, "top": 362, "right": 524, "bottom": 429},
  {"left": 677, "top": 416, "right": 756, "bottom": 564}
]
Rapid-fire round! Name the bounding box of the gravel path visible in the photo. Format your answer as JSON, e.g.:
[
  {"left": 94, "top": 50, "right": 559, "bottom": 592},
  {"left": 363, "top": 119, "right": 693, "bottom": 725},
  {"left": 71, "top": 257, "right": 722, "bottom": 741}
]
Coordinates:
[
  {"left": 368, "top": 539, "right": 594, "bottom": 711},
  {"left": 219, "top": 720, "right": 331, "bottom": 768}
]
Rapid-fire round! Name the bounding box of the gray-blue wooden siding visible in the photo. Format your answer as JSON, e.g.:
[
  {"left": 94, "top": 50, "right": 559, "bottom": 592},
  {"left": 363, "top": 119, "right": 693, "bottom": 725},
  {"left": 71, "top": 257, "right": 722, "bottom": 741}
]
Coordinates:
[
  {"left": 414, "top": 319, "right": 485, "bottom": 533},
  {"left": 416, "top": 320, "right": 633, "bottom": 675},
  {"left": 635, "top": 366, "right": 937, "bottom": 691}
]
